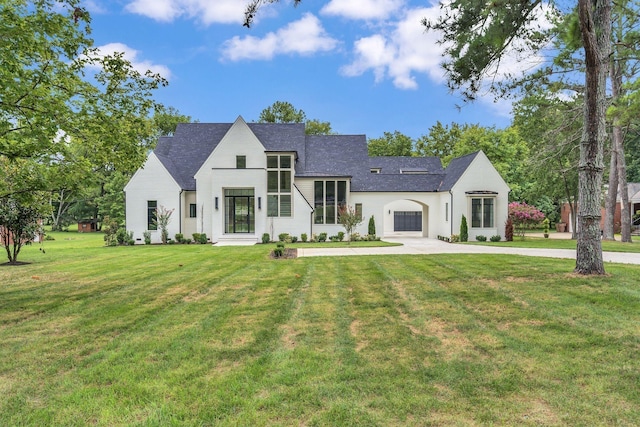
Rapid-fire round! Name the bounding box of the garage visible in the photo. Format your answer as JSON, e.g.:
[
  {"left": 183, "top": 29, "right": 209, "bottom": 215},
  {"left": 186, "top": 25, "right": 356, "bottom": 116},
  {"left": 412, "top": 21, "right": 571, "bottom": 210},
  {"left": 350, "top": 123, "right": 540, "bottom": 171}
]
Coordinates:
[{"left": 394, "top": 211, "right": 422, "bottom": 232}]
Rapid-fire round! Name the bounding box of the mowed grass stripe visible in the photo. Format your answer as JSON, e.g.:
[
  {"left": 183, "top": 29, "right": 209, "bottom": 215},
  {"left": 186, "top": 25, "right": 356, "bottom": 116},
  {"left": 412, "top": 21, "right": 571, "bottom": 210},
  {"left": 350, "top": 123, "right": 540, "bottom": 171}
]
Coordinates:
[{"left": 1, "top": 233, "right": 639, "bottom": 425}]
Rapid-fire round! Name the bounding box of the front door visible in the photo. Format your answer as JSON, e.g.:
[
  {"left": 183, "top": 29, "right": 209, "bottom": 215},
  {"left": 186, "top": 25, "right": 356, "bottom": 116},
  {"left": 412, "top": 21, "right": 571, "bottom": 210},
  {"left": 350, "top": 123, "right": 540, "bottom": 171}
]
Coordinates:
[{"left": 224, "top": 189, "right": 255, "bottom": 234}]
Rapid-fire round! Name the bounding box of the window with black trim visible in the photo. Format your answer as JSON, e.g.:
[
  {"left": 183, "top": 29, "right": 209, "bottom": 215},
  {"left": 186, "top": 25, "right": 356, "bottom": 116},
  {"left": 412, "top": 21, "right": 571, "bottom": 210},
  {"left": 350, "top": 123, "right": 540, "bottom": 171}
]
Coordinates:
[
  {"left": 314, "top": 180, "right": 347, "bottom": 224},
  {"left": 236, "top": 155, "right": 246, "bottom": 169},
  {"left": 189, "top": 203, "right": 197, "bottom": 218},
  {"left": 471, "top": 198, "right": 494, "bottom": 228},
  {"left": 267, "top": 155, "right": 292, "bottom": 217},
  {"left": 147, "top": 200, "right": 157, "bottom": 230}
]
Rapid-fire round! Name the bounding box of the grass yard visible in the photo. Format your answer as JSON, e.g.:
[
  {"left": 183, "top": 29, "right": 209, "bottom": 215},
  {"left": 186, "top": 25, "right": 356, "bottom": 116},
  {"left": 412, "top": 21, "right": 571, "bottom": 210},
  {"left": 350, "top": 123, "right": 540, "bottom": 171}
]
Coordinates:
[
  {"left": 1, "top": 232, "right": 639, "bottom": 425},
  {"left": 468, "top": 233, "right": 640, "bottom": 253}
]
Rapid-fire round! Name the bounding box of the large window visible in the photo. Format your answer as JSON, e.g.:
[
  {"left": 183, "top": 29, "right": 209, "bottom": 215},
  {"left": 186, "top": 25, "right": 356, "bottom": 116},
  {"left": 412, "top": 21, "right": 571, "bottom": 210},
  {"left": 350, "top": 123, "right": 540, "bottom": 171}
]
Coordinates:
[
  {"left": 236, "top": 155, "right": 246, "bottom": 169},
  {"left": 267, "top": 155, "right": 292, "bottom": 217},
  {"left": 471, "top": 197, "right": 494, "bottom": 228},
  {"left": 147, "top": 200, "right": 157, "bottom": 230},
  {"left": 314, "top": 180, "right": 347, "bottom": 224}
]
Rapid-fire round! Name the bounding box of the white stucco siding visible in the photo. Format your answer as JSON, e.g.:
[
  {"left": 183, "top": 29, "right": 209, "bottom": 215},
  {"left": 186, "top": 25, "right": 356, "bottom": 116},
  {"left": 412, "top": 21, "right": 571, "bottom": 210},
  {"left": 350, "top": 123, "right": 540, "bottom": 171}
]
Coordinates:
[
  {"left": 182, "top": 191, "right": 197, "bottom": 239},
  {"left": 268, "top": 185, "right": 313, "bottom": 240},
  {"left": 350, "top": 192, "right": 442, "bottom": 237},
  {"left": 450, "top": 152, "right": 510, "bottom": 241},
  {"left": 124, "top": 153, "right": 181, "bottom": 244}
]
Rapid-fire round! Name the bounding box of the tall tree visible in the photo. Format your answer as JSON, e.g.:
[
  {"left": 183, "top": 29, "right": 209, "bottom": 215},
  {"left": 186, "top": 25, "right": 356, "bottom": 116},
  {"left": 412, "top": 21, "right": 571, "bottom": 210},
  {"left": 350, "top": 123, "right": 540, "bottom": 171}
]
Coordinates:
[
  {"left": 368, "top": 131, "right": 414, "bottom": 157},
  {"left": 423, "top": 0, "right": 610, "bottom": 274},
  {"left": 1, "top": 0, "right": 166, "bottom": 263},
  {"left": 258, "top": 101, "right": 333, "bottom": 135}
]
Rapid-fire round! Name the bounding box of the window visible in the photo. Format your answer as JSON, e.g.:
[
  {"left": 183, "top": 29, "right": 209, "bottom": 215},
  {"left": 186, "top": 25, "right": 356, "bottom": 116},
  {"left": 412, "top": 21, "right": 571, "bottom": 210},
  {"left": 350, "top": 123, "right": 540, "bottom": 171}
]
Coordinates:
[
  {"left": 370, "top": 168, "right": 381, "bottom": 174},
  {"left": 147, "top": 200, "right": 157, "bottom": 230},
  {"left": 189, "top": 203, "right": 197, "bottom": 218},
  {"left": 236, "top": 155, "right": 246, "bottom": 169},
  {"left": 314, "top": 180, "right": 347, "bottom": 224},
  {"left": 267, "top": 154, "right": 292, "bottom": 217},
  {"left": 445, "top": 202, "right": 449, "bottom": 222},
  {"left": 471, "top": 198, "right": 494, "bottom": 228},
  {"left": 355, "top": 203, "right": 363, "bottom": 220}
]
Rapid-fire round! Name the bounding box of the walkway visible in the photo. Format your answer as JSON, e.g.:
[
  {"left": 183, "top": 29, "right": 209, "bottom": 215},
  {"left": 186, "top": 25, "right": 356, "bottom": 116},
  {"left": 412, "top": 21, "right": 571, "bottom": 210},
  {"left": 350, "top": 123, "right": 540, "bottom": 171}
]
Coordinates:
[{"left": 296, "top": 236, "right": 640, "bottom": 266}]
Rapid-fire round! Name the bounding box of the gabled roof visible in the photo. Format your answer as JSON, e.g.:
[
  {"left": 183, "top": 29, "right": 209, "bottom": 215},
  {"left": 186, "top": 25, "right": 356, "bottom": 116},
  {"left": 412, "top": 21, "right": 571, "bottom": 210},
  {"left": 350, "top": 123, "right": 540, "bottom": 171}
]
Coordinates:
[
  {"left": 149, "top": 120, "right": 488, "bottom": 194},
  {"left": 439, "top": 151, "right": 479, "bottom": 191}
]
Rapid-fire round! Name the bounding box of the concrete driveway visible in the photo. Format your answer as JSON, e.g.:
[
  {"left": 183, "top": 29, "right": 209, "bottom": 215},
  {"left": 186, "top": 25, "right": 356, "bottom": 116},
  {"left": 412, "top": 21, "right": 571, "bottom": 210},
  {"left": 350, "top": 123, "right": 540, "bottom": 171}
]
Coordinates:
[{"left": 296, "top": 236, "right": 640, "bottom": 266}]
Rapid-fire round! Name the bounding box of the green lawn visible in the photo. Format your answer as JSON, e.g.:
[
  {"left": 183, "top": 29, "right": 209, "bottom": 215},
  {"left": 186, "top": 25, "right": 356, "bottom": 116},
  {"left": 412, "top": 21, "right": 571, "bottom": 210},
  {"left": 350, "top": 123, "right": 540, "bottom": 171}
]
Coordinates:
[
  {"left": 467, "top": 233, "right": 640, "bottom": 253},
  {"left": 1, "top": 232, "right": 639, "bottom": 425}
]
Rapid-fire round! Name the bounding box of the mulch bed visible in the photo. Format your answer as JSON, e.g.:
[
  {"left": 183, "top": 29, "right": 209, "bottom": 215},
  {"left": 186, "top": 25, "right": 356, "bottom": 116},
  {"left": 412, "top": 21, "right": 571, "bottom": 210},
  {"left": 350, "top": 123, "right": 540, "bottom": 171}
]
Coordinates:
[
  {"left": 0, "top": 261, "right": 32, "bottom": 267},
  {"left": 270, "top": 248, "right": 298, "bottom": 259}
]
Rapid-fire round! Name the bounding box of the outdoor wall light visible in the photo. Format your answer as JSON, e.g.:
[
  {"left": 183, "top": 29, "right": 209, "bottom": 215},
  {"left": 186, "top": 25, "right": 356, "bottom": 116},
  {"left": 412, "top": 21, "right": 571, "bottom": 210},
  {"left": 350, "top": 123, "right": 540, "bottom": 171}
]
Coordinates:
[
  {"left": 258, "top": 197, "right": 262, "bottom": 209},
  {"left": 215, "top": 197, "right": 219, "bottom": 210}
]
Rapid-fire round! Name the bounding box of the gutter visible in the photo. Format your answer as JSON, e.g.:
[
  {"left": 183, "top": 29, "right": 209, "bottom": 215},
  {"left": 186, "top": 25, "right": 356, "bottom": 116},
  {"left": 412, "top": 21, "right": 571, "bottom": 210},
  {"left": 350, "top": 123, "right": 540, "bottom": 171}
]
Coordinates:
[
  {"left": 449, "top": 190, "right": 453, "bottom": 237},
  {"left": 179, "top": 189, "right": 183, "bottom": 234}
]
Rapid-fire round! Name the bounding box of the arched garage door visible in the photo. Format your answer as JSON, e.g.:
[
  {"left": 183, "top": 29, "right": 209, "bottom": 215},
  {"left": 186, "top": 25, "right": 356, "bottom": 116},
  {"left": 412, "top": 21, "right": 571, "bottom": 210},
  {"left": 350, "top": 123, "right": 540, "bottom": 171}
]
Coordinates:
[{"left": 394, "top": 211, "right": 422, "bottom": 232}]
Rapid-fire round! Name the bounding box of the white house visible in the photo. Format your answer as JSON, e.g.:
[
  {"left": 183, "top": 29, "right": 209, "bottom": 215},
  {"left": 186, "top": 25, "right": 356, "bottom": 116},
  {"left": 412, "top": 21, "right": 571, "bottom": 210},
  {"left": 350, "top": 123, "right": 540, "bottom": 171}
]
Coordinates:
[{"left": 124, "top": 116, "right": 510, "bottom": 244}]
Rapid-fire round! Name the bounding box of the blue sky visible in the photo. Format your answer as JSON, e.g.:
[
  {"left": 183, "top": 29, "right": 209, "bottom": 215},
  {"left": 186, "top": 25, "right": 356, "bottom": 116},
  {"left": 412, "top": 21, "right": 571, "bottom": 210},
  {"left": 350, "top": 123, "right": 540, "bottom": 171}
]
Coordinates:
[{"left": 84, "top": 0, "right": 524, "bottom": 140}]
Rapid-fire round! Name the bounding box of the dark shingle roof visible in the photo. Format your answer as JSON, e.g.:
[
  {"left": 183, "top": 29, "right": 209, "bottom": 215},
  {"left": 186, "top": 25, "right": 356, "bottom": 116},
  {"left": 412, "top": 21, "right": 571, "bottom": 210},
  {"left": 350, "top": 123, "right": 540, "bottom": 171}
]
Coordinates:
[
  {"left": 151, "top": 120, "right": 476, "bottom": 193},
  {"left": 439, "top": 151, "right": 479, "bottom": 191}
]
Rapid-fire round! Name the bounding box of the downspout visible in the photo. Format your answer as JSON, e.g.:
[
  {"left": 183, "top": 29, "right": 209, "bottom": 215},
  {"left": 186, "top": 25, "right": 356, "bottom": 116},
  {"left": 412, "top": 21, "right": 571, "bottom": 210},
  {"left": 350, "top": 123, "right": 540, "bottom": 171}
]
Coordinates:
[
  {"left": 179, "top": 190, "right": 183, "bottom": 233},
  {"left": 449, "top": 190, "right": 453, "bottom": 237}
]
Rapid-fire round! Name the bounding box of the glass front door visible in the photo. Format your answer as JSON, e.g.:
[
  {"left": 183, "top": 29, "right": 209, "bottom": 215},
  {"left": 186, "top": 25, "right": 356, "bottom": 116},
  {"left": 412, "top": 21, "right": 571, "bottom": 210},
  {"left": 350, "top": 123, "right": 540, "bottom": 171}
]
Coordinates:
[{"left": 224, "top": 189, "right": 255, "bottom": 234}]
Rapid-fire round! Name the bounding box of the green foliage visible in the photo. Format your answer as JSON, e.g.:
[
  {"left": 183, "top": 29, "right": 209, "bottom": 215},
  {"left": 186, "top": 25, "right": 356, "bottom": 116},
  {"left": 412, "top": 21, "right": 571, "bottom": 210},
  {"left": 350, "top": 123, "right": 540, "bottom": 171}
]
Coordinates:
[
  {"left": 490, "top": 235, "right": 502, "bottom": 242},
  {"left": 262, "top": 233, "right": 271, "bottom": 244},
  {"left": 273, "top": 241, "right": 285, "bottom": 257},
  {"left": 192, "top": 233, "right": 208, "bottom": 244},
  {"left": 116, "top": 228, "right": 134, "bottom": 246},
  {"left": 367, "top": 131, "right": 413, "bottom": 156},
  {"left": 257, "top": 101, "right": 333, "bottom": 135},
  {"left": 278, "top": 233, "right": 289, "bottom": 242},
  {"left": 291, "top": 235, "right": 298, "bottom": 243},
  {"left": 143, "top": 230, "right": 151, "bottom": 245},
  {"left": 318, "top": 233, "right": 327, "bottom": 242},
  {"left": 0, "top": 197, "right": 44, "bottom": 264},
  {"left": 102, "top": 216, "right": 119, "bottom": 247},
  {"left": 154, "top": 106, "right": 193, "bottom": 137},
  {"left": 338, "top": 205, "right": 364, "bottom": 243},
  {"left": 460, "top": 215, "right": 468, "bottom": 242},
  {"left": 368, "top": 216, "right": 376, "bottom": 236},
  {"left": 301, "top": 233, "right": 308, "bottom": 243},
  {"left": 475, "top": 235, "right": 487, "bottom": 242},
  {"left": 450, "top": 234, "right": 460, "bottom": 243},
  {"left": 153, "top": 206, "right": 174, "bottom": 244}
]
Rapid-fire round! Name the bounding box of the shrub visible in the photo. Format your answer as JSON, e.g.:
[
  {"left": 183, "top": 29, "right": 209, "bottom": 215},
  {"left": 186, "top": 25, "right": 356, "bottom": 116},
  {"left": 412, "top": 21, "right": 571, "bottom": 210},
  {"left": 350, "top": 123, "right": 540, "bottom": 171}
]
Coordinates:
[
  {"left": 460, "top": 215, "right": 468, "bottom": 242},
  {"left": 318, "top": 232, "right": 327, "bottom": 242},
  {"left": 175, "top": 233, "right": 184, "bottom": 243},
  {"left": 505, "top": 217, "right": 514, "bottom": 242},
  {"left": 116, "top": 228, "right": 133, "bottom": 246},
  {"left": 301, "top": 233, "right": 308, "bottom": 242},
  {"left": 450, "top": 234, "right": 460, "bottom": 243},
  {"left": 350, "top": 232, "right": 361, "bottom": 242},
  {"left": 508, "top": 201, "right": 545, "bottom": 239},
  {"left": 542, "top": 218, "right": 550, "bottom": 237},
  {"left": 330, "top": 235, "right": 340, "bottom": 242},
  {"left": 273, "top": 242, "right": 285, "bottom": 258},
  {"left": 337, "top": 231, "right": 345, "bottom": 241},
  {"left": 490, "top": 235, "right": 502, "bottom": 242},
  {"left": 143, "top": 230, "right": 151, "bottom": 245},
  {"left": 368, "top": 216, "right": 376, "bottom": 236},
  {"left": 291, "top": 236, "right": 298, "bottom": 243},
  {"left": 153, "top": 206, "right": 174, "bottom": 244},
  {"left": 278, "top": 233, "right": 289, "bottom": 242},
  {"left": 476, "top": 235, "right": 487, "bottom": 242},
  {"left": 44, "top": 234, "right": 55, "bottom": 241},
  {"left": 262, "top": 233, "right": 271, "bottom": 244},
  {"left": 192, "top": 233, "right": 208, "bottom": 244}
]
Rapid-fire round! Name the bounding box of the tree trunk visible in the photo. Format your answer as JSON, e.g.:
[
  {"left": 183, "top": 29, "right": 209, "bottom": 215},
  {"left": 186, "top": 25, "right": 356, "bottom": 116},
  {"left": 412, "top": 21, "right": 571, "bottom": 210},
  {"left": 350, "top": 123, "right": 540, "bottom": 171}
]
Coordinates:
[
  {"left": 603, "top": 147, "right": 617, "bottom": 240},
  {"left": 575, "top": 0, "right": 610, "bottom": 275},
  {"left": 610, "top": 60, "right": 632, "bottom": 243}
]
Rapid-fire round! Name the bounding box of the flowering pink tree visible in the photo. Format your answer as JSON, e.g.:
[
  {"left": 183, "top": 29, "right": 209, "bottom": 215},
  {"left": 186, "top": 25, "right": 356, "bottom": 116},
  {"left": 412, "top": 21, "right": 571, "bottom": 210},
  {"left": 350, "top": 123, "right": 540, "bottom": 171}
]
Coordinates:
[{"left": 508, "top": 202, "right": 545, "bottom": 239}]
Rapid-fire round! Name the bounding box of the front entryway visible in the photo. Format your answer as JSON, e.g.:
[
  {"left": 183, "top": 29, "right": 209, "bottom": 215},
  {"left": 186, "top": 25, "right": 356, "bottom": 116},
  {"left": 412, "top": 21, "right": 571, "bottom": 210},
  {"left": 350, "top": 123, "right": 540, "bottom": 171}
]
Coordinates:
[
  {"left": 394, "top": 211, "right": 422, "bottom": 232},
  {"left": 224, "top": 189, "right": 255, "bottom": 233}
]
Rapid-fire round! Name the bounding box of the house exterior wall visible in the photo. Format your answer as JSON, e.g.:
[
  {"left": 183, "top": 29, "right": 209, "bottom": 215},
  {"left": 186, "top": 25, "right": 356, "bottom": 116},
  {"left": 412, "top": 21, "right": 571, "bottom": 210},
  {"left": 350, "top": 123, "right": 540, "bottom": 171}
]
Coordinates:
[
  {"left": 450, "top": 152, "right": 510, "bottom": 241},
  {"left": 182, "top": 191, "right": 197, "bottom": 239},
  {"left": 124, "top": 152, "right": 181, "bottom": 244},
  {"left": 351, "top": 192, "right": 443, "bottom": 237}
]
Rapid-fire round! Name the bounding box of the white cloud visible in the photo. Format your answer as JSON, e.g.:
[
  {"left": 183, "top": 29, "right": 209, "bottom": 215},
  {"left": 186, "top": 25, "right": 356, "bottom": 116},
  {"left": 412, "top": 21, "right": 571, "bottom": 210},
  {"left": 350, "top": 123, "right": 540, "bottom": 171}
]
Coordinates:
[
  {"left": 91, "top": 43, "right": 172, "bottom": 80},
  {"left": 124, "top": 0, "right": 246, "bottom": 24},
  {"left": 321, "top": 0, "right": 405, "bottom": 20},
  {"left": 341, "top": 7, "right": 446, "bottom": 90},
  {"left": 221, "top": 13, "right": 338, "bottom": 61}
]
